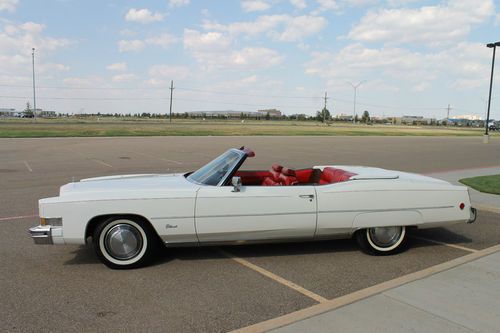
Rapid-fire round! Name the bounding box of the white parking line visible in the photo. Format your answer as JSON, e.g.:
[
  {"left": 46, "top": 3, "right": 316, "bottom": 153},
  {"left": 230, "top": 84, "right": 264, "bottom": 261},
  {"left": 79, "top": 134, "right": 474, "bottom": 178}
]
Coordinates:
[
  {"left": 0, "top": 214, "right": 38, "bottom": 221},
  {"left": 66, "top": 148, "right": 113, "bottom": 168},
  {"left": 411, "top": 236, "right": 478, "bottom": 253},
  {"left": 23, "top": 161, "right": 33, "bottom": 172},
  {"left": 217, "top": 248, "right": 328, "bottom": 304}
]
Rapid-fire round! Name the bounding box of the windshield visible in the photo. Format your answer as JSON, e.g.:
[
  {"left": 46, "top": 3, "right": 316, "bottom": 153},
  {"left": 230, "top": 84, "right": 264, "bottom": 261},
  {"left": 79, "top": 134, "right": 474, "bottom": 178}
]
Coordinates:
[{"left": 187, "top": 150, "right": 243, "bottom": 186}]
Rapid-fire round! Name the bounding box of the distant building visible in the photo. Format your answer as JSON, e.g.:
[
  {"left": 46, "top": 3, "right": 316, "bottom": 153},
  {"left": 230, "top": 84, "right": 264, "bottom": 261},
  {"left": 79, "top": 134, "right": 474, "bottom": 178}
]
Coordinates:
[
  {"left": 257, "top": 109, "right": 282, "bottom": 117},
  {"left": 0, "top": 108, "right": 17, "bottom": 117},
  {"left": 335, "top": 114, "right": 353, "bottom": 121},
  {"left": 35, "top": 109, "right": 56, "bottom": 117},
  {"left": 395, "top": 116, "right": 436, "bottom": 125}
]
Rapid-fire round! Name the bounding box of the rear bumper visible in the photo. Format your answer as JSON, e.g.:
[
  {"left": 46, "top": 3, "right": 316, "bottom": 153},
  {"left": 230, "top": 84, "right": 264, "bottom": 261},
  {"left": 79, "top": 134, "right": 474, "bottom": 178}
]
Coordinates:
[
  {"left": 467, "top": 208, "right": 477, "bottom": 224},
  {"left": 29, "top": 225, "right": 54, "bottom": 244}
]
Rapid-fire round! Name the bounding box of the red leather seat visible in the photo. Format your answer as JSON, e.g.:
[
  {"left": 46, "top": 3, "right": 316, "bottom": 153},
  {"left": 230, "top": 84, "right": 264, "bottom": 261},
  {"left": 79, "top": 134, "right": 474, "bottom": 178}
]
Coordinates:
[
  {"left": 270, "top": 164, "right": 283, "bottom": 181},
  {"left": 262, "top": 177, "right": 280, "bottom": 186},
  {"left": 319, "top": 167, "right": 356, "bottom": 184},
  {"left": 279, "top": 167, "right": 298, "bottom": 186}
]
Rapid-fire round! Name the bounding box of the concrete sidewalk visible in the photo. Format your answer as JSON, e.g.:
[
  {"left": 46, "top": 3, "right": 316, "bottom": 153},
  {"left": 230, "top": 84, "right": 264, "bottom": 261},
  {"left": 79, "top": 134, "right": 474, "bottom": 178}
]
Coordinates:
[{"left": 273, "top": 167, "right": 500, "bottom": 333}]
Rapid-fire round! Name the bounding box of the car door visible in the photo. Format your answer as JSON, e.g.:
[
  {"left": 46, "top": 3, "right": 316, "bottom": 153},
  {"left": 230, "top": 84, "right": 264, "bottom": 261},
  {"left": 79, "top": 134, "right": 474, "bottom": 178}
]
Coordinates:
[{"left": 195, "top": 185, "right": 317, "bottom": 243}]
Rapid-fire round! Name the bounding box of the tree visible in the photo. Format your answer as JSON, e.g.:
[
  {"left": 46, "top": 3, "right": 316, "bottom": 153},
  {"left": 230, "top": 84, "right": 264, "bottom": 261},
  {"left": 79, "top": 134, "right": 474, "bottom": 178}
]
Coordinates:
[
  {"left": 361, "top": 110, "right": 370, "bottom": 124},
  {"left": 265, "top": 112, "right": 270, "bottom": 120},
  {"left": 23, "top": 102, "right": 33, "bottom": 118},
  {"left": 354, "top": 114, "right": 359, "bottom": 123},
  {"left": 316, "top": 107, "right": 331, "bottom": 122}
]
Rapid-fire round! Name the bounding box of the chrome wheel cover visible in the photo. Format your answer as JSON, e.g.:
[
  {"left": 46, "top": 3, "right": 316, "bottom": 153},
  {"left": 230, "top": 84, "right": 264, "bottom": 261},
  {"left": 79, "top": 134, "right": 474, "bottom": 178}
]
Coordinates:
[
  {"left": 368, "top": 226, "right": 403, "bottom": 248},
  {"left": 104, "top": 223, "right": 143, "bottom": 260}
]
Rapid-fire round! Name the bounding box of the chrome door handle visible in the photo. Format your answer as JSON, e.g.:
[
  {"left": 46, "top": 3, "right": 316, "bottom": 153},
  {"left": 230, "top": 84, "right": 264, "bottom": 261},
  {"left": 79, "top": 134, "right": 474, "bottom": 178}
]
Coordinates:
[{"left": 299, "top": 194, "right": 314, "bottom": 198}]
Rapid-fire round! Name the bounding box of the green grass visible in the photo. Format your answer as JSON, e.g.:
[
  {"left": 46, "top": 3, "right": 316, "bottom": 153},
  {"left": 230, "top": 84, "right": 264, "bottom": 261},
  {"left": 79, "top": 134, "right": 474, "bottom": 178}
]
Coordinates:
[
  {"left": 0, "top": 118, "right": 497, "bottom": 138},
  {"left": 460, "top": 175, "right": 500, "bottom": 195}
]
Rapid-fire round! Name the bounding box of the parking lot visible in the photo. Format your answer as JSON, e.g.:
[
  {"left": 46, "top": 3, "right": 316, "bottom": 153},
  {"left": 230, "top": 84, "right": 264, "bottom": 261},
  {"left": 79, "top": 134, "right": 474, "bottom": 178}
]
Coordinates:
[{"left": 1, "top": 136, "right": 500, "bottom": 332}]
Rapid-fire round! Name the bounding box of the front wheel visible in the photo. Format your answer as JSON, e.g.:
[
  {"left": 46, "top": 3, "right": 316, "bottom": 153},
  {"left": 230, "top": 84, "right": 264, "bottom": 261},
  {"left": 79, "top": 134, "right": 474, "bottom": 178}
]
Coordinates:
[
  {"left": 355, "top": 226, "right": 407, "bottom": 255},
  {"left": 93, "top": 216, "right": 159, "bottom": 269}
]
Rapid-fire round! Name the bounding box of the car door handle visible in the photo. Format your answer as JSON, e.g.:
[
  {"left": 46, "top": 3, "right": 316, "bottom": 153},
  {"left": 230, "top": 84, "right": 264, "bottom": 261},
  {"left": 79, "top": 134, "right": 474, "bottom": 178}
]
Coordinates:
[{"left": 299, "top": 194, "right": 314, "bottom": 199}]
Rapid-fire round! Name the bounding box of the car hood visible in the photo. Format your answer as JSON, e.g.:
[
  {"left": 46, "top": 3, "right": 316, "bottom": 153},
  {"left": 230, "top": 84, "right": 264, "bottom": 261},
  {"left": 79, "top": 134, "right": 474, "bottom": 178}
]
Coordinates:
[{"left": 59, "top": 173, "right": 199, "bottom": 198}]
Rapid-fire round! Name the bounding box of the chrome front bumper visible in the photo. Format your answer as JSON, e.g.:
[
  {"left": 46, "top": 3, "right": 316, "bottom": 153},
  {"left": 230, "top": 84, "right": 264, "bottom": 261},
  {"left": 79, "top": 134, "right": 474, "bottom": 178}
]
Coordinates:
[{"left": 29, "top": 225, "right": 53, "bottom": 244}]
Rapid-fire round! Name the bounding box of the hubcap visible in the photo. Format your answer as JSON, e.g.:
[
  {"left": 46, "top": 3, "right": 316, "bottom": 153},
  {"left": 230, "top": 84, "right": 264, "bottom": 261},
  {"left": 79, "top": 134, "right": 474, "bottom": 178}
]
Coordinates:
[
  {"left": 104, "top": 223, "right": 143, "bottom": 260},
  {"left": 368, "top": 226, "right": 403, "bottom": 248}
]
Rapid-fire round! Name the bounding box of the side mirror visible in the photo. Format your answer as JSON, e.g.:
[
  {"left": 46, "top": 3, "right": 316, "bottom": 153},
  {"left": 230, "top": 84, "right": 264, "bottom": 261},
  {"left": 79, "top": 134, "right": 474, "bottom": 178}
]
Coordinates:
[{"left": 231, "top": 176, "right": 242, "bottom": 192}]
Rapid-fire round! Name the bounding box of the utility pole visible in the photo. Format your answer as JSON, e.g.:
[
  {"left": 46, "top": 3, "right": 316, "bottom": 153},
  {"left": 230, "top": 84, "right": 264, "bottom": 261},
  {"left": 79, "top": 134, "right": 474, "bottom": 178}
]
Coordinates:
[
  {"left": 485, "top": 41, "right": 500, "bottom": 142},
  {"left": 32, "top": 47, "right": 37, "bottom": 123},
  {"left": 169, "top": 80, "right": 174, "bottom": 123},
  {"left": 323, "top": 91, "right": 328, "bottom": 123},
  {"left": 446, "top": 104, "right": 451, "bottom": 125}
]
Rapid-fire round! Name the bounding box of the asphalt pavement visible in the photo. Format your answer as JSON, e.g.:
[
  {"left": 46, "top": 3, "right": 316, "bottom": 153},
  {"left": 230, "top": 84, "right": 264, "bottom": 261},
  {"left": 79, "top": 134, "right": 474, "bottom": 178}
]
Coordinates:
[{"left": 1, "top": 136, "right": 499, "bottom": 332}]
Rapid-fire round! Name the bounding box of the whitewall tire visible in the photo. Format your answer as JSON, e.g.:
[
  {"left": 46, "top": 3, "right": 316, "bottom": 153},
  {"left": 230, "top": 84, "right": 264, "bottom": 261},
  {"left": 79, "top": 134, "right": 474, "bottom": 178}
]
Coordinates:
[
  {"left": 93, "top": 216, "right": 158, "bottom": 269},
  {"left": 356, "top": 226, "right": 407, "bottom": 255}
]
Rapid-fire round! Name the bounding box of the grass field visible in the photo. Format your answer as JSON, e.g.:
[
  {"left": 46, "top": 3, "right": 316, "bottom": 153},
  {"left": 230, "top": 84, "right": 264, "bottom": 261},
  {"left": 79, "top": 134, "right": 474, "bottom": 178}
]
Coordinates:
[
  {"left": 460, "top": 175, "right": 500, "bottom": 195},
  {"left": 0, "top": 118, "right": 497, "bottom": 137}
]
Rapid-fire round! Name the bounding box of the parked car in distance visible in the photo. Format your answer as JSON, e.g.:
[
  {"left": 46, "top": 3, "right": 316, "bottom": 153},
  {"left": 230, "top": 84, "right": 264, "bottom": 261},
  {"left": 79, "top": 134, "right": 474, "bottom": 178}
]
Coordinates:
[{"left": 29, "top": 147, "right": 476, "bottom": 269}]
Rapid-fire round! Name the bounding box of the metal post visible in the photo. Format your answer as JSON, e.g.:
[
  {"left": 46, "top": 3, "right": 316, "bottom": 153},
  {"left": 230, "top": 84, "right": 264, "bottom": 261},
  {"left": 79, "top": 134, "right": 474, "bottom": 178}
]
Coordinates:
[
  {"left": 32, "top": 48, "right": 37, "bottom": 123},
  {"left": 169, "top": 80, "right": 174, "bottom": 123},
  {"left": 323, "top": 91, "right": 327, "bottom": 123},
  {"left": 353, "top": 88, "right": 357, "bottom": 123},
  {"left": 485, "top": 43, "right": 498, "bottom": 136}
]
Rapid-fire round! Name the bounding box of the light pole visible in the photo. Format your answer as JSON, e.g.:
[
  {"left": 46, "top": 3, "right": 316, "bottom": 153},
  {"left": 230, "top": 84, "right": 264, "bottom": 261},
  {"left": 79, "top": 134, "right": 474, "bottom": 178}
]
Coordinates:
[
  {"left": 32, "top": 47, "right": 37, "bottom": 123},
  {"left": 485, "top": 41, "right": 500, "bottom": 142},
  {"left": 347, "top": 81, "right": 365, "bottom": 123}
]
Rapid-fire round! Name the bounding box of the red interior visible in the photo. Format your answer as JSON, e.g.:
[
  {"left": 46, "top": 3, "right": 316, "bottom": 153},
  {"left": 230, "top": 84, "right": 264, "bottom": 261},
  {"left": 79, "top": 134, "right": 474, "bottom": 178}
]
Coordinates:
[{"left": 236, "top": 166, "right": 356, "bottom": 186}]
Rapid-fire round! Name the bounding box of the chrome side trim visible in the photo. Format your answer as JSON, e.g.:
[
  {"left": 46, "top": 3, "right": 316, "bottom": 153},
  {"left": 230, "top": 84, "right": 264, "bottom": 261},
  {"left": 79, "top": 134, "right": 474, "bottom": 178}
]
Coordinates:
[
  {"left": 196, "top": 211, "right": 315, "bottom": 219},
  {"left": 318, "top": 206, "right": 454, "bottom": 214},
  {"left": 29, "top": 225, "right": 53, "bottom": 245}
]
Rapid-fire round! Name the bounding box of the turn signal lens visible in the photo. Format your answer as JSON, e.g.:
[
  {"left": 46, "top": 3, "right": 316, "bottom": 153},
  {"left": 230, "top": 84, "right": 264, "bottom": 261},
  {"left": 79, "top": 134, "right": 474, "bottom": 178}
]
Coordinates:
[
  {"left": 40, "top": 218, "right": 46, "bottom": 226},
  {"left": 459, "top": 203, "right": 465, "bottom": 210}
]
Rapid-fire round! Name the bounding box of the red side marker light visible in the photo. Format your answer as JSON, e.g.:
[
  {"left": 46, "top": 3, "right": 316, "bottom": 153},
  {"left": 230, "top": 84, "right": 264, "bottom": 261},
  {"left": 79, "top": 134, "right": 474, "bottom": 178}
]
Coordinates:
[{"left": 459, "top": 203, "right": 465, "bottom": 210}]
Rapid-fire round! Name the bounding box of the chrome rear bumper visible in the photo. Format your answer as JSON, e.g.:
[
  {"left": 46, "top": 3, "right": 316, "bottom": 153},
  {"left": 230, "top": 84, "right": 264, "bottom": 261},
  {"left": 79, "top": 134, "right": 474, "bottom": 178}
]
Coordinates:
[
  {"left": 467, "top": 208, "right": 477, "bottom": 224},
  {"left": 29, "top": 225, "right": 53, "bottom": 244}
]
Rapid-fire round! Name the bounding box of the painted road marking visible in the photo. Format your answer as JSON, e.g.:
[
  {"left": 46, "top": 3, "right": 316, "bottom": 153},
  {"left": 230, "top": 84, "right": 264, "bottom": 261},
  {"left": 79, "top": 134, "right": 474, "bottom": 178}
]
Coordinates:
[
  {"left": 217, "top": 248, "right": 328, "bottom": 304},
  {"left": 66, "top": 148, "right": 113, "bottom": 168},
  {"left": 411, "top": 236, "right": 478, "bottom": 253},
  {"left": 233, "top": 244, "right": 500, "bottom": 333},
  {"left": 23, "top": 161, "right": 33, "bottom": 172},
  {"left": 0, "top": 214, "right": 38, "bottom": 221},
  {"left": 132, "top": 151, "right": 183, "bottom": 165}
]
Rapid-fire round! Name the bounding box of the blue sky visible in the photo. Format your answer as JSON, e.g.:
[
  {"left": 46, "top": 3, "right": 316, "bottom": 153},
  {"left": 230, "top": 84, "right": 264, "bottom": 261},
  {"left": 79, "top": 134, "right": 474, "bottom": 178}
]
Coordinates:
[{"left": 0, "top": 0, "right": 499, "bottom": 119}]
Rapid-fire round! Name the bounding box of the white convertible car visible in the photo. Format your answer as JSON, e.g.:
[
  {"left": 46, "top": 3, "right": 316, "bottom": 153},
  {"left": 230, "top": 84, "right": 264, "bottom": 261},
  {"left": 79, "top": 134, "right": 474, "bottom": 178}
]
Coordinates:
[{"left": 29, "top": 147, "right": 476, "bottom": 269}]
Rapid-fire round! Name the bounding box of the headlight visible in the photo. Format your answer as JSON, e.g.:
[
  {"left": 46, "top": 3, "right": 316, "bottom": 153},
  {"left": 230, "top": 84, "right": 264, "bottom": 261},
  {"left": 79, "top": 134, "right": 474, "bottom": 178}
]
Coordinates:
[{"left": 40, "top": 217, "right": 62, "bottom": 226}]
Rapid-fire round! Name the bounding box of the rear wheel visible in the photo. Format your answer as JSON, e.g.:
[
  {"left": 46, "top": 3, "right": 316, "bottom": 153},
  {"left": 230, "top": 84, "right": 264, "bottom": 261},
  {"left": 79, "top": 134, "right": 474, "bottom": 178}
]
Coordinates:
[
  {"left": 93, "top": 216, "right": 159, "bottom": 269},
  {"left": 356, "top": 226, "right": 407, "bottom": 255}
]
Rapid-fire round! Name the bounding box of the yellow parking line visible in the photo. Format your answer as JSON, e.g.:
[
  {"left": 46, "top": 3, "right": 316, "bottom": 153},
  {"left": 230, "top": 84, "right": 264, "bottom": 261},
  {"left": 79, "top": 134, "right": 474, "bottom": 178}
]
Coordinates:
[
  {"left": 217, "top": 248, "right": 328, "bottom": 304},
  {"left": 232, "top": 243, "right": 500, "bottom": 333},
  {"left": 411, "top": 236, "right": 478, "bottom": 253}
]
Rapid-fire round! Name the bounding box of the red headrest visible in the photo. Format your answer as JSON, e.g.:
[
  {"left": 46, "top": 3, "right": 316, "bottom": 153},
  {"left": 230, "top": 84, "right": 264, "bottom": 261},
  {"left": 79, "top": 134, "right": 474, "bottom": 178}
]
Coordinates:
[
  {"left": 272, "top": 164, "right": 283, "bottom": 172},
  {"left": 281, "top": 167, "right": 296, "bottom": 176}
]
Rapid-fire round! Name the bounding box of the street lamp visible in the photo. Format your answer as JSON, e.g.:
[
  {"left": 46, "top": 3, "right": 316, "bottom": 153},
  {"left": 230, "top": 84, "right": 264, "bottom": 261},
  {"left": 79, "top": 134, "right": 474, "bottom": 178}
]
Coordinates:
[
  {"left": 347, "top": 81, "right": 365, "bottom": 123},
  {"left": 484, "top": 41, "right": 500, "bottom": 141},
  {"left": 32, "top": 47, "right": 37, "bottom": 123}
]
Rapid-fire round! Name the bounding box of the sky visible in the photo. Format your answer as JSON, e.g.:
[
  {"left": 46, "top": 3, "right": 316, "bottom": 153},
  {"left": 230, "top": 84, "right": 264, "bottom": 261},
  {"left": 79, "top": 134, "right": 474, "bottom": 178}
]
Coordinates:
[{"left": 0, "top": 0, "right": 499, "bottom": 119}]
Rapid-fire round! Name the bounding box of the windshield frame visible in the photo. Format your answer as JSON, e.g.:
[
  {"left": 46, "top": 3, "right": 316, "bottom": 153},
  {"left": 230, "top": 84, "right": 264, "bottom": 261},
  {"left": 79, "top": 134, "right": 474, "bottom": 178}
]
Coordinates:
[{"left": 186, "top": 148, "right": 246, "bottom": 186}]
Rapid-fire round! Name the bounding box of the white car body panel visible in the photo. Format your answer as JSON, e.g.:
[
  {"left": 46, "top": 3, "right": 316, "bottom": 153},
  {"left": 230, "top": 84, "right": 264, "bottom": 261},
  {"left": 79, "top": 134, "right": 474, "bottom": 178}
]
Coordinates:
[
  {"left": 32, "top": 152, "right": 474, "bottom": 249},
  {"left": 196, "top": 185, "right": 317, "bottom": 242}
]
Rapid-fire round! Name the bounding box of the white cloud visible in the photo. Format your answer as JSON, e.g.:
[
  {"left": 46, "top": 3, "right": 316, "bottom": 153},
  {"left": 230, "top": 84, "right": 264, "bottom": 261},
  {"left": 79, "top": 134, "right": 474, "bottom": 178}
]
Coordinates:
[
  {"left": 106, "top": 62, "right": 127, "bottom": 71},
  {"left": 304, "top": 42, "right": 492, "bottom": 92},
  {"left": 241, "top": 0, "right": 271, "bottom": 12},
  {"left": 0, "top": 0, "right": 18, "bottom": 12},
  {"left": 169, "top": 0, "right": 190, "bottom": 7},
  {"left": 290, "top": 0, "right": 307, "bottom": 9},
  {"left": 125, "top": 8, "right": 164, "bottom": 24},
  {"left": 183, "top": 29, "right": 283, "bottom": 71},
  {"left": 149, "top": 65, "right": 191, "bottom": 80},
  {"left": 118, "top": 39, "right": 145, "bottom": 52},
  {"left": 112, "top": 73, "right": 138, "bottom": 83},
  {"left": 145, "top": 33, "right": 177, "bottom": 48},
  {"left": 315, "top": 0, "right": 340, "bottom": 11},
  {"left": 348, "top": 0, "right": 495, "bottom": 45},
  {"left": 202, "top": 15, "right": 327, "bottom": 42}
]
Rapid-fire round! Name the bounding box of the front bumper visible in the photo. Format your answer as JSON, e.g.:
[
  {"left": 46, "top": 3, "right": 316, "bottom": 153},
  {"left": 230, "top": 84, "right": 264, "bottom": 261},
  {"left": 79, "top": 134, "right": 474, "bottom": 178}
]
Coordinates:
[{"left": 29, "top": 225, "right": 53, "bottom": 244}]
